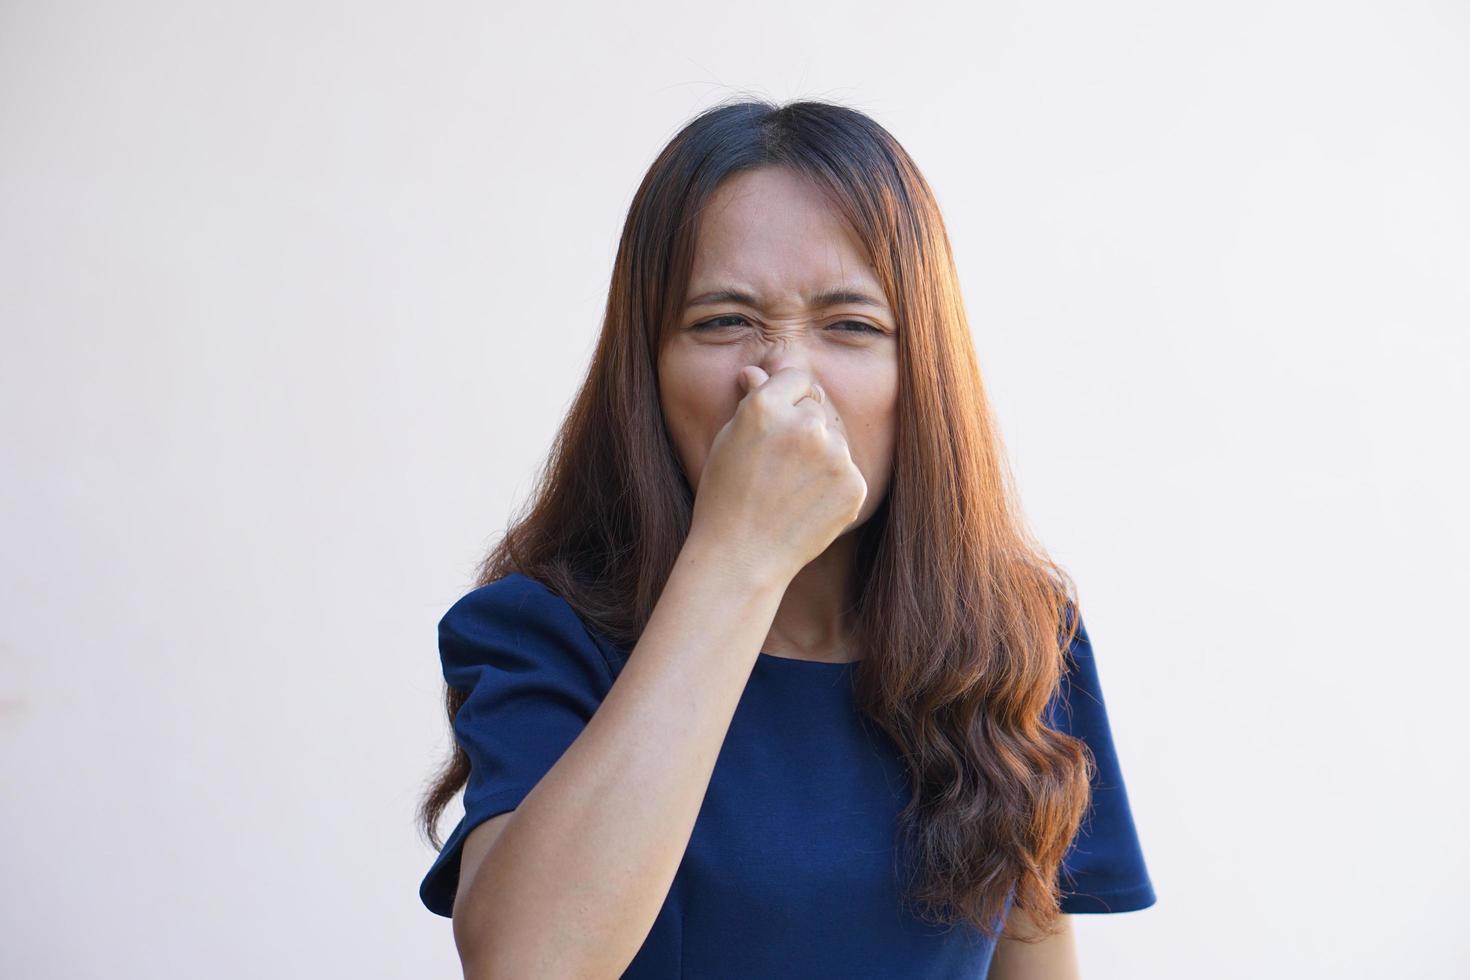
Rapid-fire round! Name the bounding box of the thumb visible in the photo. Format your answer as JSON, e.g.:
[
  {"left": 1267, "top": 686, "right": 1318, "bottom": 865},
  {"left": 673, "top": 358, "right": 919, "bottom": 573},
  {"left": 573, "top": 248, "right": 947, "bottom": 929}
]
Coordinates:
[{"left": 738, "top": 365, "right": 768, "bottom": 393}]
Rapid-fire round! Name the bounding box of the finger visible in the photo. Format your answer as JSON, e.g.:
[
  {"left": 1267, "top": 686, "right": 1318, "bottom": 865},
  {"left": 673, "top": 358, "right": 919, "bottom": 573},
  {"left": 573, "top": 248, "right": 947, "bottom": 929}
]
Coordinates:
[
  {"left": 760, "top": 365, "right": 831, "bottom": 407},
  {"left": 737, "top": 365, "right": 768, "bottom": 394},
  {"left": 794, "top": 385, "right": 848, "bottom": 438}
]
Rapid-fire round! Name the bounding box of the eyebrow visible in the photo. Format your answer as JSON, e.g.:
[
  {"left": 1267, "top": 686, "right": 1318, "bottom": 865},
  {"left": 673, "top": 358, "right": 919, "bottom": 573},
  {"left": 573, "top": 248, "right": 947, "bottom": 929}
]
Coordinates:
[{"left": 683, "top": 286, "right": 888, "bottom": 310}]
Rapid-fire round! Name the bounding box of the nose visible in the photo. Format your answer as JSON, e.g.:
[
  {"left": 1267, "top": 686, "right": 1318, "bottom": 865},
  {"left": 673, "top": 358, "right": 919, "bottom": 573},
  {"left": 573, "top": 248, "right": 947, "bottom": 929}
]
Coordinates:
[{"left": 755, "top": 332, "right": 817, "bottom": 380}]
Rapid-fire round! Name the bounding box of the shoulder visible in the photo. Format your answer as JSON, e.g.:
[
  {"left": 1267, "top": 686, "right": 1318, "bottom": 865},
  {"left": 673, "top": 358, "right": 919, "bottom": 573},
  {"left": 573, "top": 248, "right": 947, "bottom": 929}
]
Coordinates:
[
  {"left": 1058, "top": 600, "right": 1092, "bottom": 660},
  {"left": 1046, "top": 610, "right": 1108, "bottom": 733},
  {"left": 438, "top": 572, "right": 621, "bottom": 688},
  {"left": 442, "top": 571, "right": 565, "bottom": 625}
]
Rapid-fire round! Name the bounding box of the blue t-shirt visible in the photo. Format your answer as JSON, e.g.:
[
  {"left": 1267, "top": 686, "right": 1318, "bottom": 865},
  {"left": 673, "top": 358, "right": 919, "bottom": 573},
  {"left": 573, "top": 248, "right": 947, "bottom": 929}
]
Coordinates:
[{"left": 420, "top": 573, "right": 1156, "bottom": 977}]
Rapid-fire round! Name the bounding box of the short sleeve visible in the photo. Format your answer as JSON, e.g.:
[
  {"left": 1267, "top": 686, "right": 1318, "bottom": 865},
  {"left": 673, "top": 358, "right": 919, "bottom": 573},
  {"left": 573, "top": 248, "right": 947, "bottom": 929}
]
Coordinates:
[
  {"left": 418, "top": 573, "right": 618, "bottom": 918},
  {"left": 1046, "top": 614, "right": 1158, "bottom": 913}
]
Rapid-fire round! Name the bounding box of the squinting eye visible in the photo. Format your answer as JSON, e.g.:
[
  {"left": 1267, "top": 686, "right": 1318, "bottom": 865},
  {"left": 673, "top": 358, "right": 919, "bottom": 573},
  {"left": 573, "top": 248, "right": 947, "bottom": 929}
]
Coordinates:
[
  {"left": 691, "top": 315, "right": 746, "bottom": 331},
  {"left": 692, "top": 316, "right": 881, "bottom": 334}
]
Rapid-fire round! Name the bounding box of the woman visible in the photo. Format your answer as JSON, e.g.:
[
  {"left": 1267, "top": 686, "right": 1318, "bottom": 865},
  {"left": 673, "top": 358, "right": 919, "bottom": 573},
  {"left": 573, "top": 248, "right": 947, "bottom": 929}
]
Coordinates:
[{"left": 417, "top": 99, "right": 1156, "bottom": 978}]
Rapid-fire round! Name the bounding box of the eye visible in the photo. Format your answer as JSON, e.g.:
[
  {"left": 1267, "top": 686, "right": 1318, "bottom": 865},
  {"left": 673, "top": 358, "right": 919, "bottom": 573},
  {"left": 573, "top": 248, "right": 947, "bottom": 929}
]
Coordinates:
[
  {"left": 691, "top": 315, "right": 882, "bottom": 334},
  {"left": 691, "top": 315, "right": 747, "bottom": 331}
]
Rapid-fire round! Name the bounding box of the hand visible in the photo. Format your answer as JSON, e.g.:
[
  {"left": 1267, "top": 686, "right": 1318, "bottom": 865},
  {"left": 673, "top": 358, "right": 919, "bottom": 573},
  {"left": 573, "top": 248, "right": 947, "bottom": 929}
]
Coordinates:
[{"left": 685, "top": 365, "right": 869, "bottom": 585}]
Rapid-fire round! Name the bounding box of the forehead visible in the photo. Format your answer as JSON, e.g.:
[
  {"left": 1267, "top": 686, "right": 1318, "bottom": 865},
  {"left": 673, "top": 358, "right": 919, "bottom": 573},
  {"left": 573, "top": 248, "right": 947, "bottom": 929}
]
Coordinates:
[{"left": 686, "top": 168, "right": 885, "bottom": 304}]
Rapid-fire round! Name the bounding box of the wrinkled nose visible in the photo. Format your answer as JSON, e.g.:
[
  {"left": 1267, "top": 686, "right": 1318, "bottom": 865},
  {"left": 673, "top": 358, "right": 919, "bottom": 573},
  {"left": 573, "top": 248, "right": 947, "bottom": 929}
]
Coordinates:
[{"left": 755, "top": 331, "right": 816, "bottom": 380}]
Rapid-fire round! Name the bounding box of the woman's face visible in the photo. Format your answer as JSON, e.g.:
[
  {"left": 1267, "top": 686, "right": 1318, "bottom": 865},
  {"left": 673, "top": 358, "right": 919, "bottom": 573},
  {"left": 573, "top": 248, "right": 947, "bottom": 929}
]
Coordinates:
[{"left": 657, "top": 166, "right": 899, "bottom": 529}]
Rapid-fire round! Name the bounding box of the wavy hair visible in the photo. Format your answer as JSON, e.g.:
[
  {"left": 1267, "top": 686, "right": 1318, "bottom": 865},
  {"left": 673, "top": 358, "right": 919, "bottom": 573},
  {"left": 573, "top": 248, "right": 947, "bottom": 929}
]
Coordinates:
[{"left": 418, "top": 96, "right": 1092, "bottom": 944}]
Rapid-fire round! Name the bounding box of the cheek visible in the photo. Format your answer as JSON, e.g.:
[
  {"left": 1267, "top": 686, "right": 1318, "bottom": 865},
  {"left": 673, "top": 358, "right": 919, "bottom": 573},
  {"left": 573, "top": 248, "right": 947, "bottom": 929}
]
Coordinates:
[
  {"left": 658, "top": 349, "right": 735, "bottom": 477},
  {"left": 662, "top": 365, "right": 726, "bottom": 435},
  {"left": 831, "top": 366, "right": 899, "bottom": 472},
  {"left": 829, "top": 359, "right": 898, "bottom": 423}
]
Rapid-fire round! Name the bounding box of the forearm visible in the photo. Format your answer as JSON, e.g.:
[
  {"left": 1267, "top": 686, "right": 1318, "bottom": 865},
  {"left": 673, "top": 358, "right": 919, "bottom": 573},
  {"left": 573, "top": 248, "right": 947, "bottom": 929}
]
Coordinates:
[
  {"left": 989, "top": 908, "right": 1080, "bottom": 980},
  {"left": 457, "top": 535, "right": 787, "bottom": 978}
]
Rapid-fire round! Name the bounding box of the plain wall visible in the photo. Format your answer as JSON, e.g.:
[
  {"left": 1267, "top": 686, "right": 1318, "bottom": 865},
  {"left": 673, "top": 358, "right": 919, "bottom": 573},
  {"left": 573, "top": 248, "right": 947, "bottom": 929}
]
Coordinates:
[{"left": 2, "top": 1, "right": 1467, "bottom": 976}]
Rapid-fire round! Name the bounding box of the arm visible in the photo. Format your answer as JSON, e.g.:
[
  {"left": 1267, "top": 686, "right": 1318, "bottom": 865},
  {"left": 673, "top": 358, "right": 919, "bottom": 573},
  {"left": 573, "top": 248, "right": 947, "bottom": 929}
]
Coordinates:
[
  {"left": 988, "top": 906, "right": 1080, "bottom": 980},
  {"left": 452, "top": 535, "right": 787, "bottom": 979}
]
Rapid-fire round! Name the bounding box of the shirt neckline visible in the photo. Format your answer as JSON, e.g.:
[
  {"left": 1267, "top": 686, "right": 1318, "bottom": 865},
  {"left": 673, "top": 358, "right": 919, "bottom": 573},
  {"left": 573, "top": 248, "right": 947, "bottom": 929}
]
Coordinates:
[{"left": 757, "top": 651, "right": 862, "bottom": 667}]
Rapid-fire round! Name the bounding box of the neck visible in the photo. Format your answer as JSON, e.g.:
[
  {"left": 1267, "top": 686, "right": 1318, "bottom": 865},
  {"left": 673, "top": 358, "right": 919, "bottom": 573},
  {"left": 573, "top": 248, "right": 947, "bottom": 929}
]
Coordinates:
[{"left": 763, "top": 534, "right": 863, "bottom": 663}]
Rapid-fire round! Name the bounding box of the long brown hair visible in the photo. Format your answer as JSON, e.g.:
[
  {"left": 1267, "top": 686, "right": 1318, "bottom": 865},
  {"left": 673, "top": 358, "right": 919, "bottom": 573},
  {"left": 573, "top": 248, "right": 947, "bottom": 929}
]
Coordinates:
[{"left": 417, "top": 97, "right": 1091, "bottom": 944}]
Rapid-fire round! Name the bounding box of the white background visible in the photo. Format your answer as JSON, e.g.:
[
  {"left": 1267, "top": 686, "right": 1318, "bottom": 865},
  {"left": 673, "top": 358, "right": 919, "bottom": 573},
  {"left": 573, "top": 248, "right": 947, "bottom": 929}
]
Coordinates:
[{"left": 3, "top": 1, "right": 1466, "bottom": 977}]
